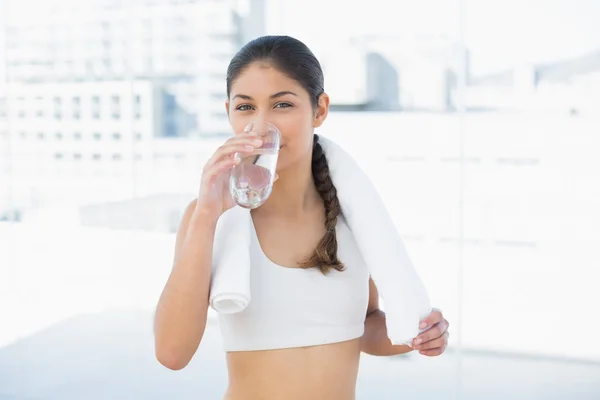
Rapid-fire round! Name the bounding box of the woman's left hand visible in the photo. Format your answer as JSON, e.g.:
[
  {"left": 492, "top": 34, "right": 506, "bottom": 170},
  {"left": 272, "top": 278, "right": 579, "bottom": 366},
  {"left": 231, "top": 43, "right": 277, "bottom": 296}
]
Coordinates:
[{"left": 411, "top": 308, "right": 450, "bottom": 356}]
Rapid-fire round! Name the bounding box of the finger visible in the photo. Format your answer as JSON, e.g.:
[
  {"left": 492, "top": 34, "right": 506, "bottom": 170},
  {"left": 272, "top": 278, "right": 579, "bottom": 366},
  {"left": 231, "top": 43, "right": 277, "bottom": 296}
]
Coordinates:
[
  {"left": 418, "top": 308, "right": 443, "bottom": 330},
  {"left": 415, "top": 331, "right": 449, "bottom": 351},
  {"left": 236, "top": 128, "right": 262, "bottom": 137},
  {"left": 231, "top": 130, "right": 264, "bottom": 142},
  {"left": 221, "top": 136, "right": 264, "bottom": 155},
  {"left": 413, "top": 319, "right": 448, "bottom": 347},
  {"left": 203, "top": 156, "right": 240, "bottom": 184},
  {"left": 206, "top": 140, "right": 262, "bottom": 166},
  {"left": 418, "top": 344, "right": 446, "bottom": 357}
]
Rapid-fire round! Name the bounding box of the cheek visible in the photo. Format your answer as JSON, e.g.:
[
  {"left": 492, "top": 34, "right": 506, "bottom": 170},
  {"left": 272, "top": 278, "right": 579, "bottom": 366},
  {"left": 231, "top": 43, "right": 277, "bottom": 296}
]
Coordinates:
[
  {"left": 227, "top": 108, "right": 260, "bottom": 135},
  {"left": 228, "top": 115, "right": 250, "bottom": 136},
  {"left": 276, "top": 117, "right": 314, "bottom": 167},
  {"left": 279, "top": 116, "right": 313, "bottom": 150}
]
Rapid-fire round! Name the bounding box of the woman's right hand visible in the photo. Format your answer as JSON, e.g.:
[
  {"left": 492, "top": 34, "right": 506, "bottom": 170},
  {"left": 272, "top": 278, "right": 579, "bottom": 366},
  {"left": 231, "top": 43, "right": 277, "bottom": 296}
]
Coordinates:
[{"left": 194, "top": 132, "right": 264, "bottom": 219}]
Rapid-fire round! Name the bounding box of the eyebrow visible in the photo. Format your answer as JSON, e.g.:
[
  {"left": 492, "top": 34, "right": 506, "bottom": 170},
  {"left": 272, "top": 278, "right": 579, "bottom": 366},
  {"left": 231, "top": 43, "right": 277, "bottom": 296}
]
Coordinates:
[{"left": 231, "top": 91, "right": 298, "bottom": 101}]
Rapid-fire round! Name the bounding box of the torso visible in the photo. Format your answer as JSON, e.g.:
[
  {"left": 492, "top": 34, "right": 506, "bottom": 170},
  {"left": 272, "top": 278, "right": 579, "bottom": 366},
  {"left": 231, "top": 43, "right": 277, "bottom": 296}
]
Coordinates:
[
  {"left": 223, "top": 339, "right": 362, "bottom": 400},
  {"left": 219, "top": 207, "right": 370, "bottom": 400},
  {"left": 251, "top": 203, "right": 324, "bottom": 269}
]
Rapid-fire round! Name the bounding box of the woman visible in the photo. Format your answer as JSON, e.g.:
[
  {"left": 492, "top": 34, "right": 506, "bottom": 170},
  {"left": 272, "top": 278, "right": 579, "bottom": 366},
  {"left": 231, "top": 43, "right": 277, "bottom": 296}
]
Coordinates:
[{"left": 154, "top": 35, "right": 450, "bottom": 400}]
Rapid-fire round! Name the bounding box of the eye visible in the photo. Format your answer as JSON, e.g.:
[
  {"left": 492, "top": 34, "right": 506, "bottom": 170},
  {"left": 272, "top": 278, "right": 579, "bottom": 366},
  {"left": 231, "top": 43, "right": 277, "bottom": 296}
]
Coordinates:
[
  {"left": 236, "top": 104, "right": 254, "bottom": 111},
  {"left": 274, "top": 102, "right": 292, "bottom": 109}
]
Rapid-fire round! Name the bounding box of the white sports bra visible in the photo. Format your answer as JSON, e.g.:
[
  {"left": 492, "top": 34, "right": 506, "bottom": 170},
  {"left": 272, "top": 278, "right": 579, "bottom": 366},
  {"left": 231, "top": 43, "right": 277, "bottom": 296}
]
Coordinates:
[{"left": 217, "top": 216, "right": 370, "bottom": 352}]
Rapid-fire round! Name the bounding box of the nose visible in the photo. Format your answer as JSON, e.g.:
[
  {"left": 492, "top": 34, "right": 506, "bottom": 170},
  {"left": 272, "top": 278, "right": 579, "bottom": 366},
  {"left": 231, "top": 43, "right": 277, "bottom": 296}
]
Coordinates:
[
  {"left": 253, "top": 113, "right": 268, "bottom": 127},
  {"left": 246, "top": 118, "right": 272, "bottom": 136}
]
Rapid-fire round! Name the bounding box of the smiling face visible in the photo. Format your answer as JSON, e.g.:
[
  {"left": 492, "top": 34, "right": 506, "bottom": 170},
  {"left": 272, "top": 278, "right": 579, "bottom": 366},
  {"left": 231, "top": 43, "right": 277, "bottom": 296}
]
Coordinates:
[{"left": 226, "top": 62, "right": 329, "bottom": 172}]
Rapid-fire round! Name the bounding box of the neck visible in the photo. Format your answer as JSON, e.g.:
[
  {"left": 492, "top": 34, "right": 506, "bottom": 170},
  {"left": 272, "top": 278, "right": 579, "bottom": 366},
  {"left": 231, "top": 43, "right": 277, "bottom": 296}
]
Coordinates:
[{"left": 261, "top": 157, "right": 320, "bottom": 216}]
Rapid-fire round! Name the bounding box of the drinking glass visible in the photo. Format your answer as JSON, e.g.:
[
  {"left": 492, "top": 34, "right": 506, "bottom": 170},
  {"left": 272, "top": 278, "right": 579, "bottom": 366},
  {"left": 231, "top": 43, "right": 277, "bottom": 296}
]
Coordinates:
[{"left": 229, "top": 121, "right": 281, "bottom": 209}]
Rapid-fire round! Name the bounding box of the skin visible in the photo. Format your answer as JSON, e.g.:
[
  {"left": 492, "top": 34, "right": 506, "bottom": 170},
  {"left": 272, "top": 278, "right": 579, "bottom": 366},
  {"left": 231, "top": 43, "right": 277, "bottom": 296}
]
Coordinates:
[{"left": 154, "top": 62, "right": 450, "bottom": 400}]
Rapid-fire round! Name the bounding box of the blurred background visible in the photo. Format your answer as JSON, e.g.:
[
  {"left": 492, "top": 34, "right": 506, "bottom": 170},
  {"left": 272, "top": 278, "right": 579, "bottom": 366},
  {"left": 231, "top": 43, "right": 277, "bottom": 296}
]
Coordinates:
[{"left": 1, "top": 0, "right": 599, "bottom": 399}]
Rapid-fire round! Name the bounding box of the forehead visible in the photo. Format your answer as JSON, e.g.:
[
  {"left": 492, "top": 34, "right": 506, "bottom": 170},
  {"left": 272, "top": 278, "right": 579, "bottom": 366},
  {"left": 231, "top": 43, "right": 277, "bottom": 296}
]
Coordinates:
[{"left": 230, "top": 62, "right": 306, "bottom": 98}]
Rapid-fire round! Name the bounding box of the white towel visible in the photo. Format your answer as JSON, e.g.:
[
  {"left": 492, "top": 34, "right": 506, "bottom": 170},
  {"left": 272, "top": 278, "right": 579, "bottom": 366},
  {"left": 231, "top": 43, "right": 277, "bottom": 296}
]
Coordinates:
[{"left": 209, "top": 136, "right": 432, "bottom": 345}]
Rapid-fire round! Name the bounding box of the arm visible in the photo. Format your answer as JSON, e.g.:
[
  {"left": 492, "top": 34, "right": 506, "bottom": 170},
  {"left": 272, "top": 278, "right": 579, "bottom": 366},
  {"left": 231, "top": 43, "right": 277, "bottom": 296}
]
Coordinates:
[
  {"left": 360, "top": 277, "right": 413, "bottom": 356},
  {"left": 153, "top": 200, "right": 217, "bottom": 370},
  {"left": 361, "top": 277, "right": 451, "bottom": 357}
]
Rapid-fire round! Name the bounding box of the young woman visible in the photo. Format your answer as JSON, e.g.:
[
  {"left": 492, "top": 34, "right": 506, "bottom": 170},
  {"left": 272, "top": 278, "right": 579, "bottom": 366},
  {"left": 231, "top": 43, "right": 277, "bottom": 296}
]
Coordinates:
[{"left": 154, "top": 35, "right": 450, "bottom": 400}]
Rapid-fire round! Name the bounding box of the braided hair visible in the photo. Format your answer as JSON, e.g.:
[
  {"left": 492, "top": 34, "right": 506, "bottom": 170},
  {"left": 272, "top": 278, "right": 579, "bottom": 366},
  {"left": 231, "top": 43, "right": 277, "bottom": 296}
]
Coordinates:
[{"left": 298, "top": 134, "right": 344, "bottom": 274}]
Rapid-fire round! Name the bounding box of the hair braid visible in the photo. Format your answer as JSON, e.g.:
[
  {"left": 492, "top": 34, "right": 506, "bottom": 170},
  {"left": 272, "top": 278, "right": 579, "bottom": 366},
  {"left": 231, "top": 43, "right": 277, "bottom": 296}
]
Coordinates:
[{"left": 299, "top": 134, "right": 345, "bottom": 274}]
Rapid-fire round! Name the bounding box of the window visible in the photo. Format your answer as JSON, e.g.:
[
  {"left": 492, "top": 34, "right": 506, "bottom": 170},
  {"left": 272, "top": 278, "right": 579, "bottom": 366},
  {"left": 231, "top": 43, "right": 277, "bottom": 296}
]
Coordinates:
[
  {"left": 53, "top": 97, "right": 62, "bottom": 119},
  {"left": 211, "top": 111, "right": 228, "bottom": 120},
  {"left": 134, "top": 95, "right": 142, "bottom": 119},
  {"left": 91, "top": 96, "right": 100, "bottom": 119},
  {"left": 17, "top": 97, "right": 26, "bottom": 118},
  {"left": 209, "top": 73, "right": 226, "bottom": 81},
  {"left": 110, "top": 95, "right": 120, "bottom": 119},
  {"left": 72, "top": 96, "right": 81, "bottom": 119},
  {"left": 35, "top": 97, "right": 44, "bottom": 117}
]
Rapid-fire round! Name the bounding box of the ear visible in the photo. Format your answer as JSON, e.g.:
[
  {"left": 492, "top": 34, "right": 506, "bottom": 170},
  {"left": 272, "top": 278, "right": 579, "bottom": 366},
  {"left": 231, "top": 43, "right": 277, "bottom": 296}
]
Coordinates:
[
  {"left": 225, "top": 99, "right": 230, "bottom": 117},
  {"left": 313, "top": 93, "right": 330, "bottom": 128}
]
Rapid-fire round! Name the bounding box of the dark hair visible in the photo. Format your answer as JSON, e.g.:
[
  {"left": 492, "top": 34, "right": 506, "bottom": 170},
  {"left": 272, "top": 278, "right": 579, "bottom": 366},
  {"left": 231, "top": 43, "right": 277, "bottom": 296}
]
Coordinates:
[{"left": 226, "top": 35, "right": 344, "bottom": 274}]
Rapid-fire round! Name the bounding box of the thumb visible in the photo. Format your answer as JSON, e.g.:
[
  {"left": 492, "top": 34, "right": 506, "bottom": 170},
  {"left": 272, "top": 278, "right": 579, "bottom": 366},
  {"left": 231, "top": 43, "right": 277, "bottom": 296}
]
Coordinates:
[{"left": 419, "top": 308, "right": 442, "bottom": 330}]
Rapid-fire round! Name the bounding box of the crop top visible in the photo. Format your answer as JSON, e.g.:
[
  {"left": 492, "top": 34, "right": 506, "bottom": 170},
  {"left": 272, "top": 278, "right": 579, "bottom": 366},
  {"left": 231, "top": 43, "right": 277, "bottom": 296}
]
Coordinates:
[{"left": 217, "top": 216, "right": 370, "bottom": 351}]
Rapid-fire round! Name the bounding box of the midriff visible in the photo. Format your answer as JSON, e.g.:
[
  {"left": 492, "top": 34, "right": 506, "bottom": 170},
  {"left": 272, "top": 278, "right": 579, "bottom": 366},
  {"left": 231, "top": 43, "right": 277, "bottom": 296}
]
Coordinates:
[{"left": 223, "top": 338, "right": 362, "bottom": 400}]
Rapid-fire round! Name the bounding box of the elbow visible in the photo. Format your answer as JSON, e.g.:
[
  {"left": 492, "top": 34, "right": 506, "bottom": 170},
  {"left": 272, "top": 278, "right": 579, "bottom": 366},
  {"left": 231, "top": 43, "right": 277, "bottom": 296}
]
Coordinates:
[
  {"left": 154, "top": 336, "right": 193, "bottom": 371},
  {"left": 155, "top": 347, "right": 191, "bottom": 371},
  {"left": 152, "top": 309, "right": 206, "bottom": 370}
]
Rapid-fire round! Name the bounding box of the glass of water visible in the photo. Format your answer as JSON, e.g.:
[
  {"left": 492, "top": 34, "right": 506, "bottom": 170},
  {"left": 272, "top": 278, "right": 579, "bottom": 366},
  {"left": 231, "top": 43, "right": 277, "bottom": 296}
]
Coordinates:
[{"left": 229, "top": 121, "right": 281, "bottom": 209}]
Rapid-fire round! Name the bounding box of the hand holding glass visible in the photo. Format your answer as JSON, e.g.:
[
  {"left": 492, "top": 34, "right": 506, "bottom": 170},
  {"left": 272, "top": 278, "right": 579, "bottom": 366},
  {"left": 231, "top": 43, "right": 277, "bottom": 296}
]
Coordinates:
[{"left": 229, "top": 121, "right": 281, "bottom": 209}]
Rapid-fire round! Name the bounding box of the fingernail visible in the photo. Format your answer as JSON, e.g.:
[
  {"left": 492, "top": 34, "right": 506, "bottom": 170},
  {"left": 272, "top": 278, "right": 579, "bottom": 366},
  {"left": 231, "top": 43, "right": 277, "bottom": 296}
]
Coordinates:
[
  {"left": 414, "top": 338, "right": 423, "bottom": 345},
  {"left": 419, "top": 322, "right": 428, "bottom": 329},
  {"left": 252, "top": 139, "right": 263, "bottom": 146}
]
